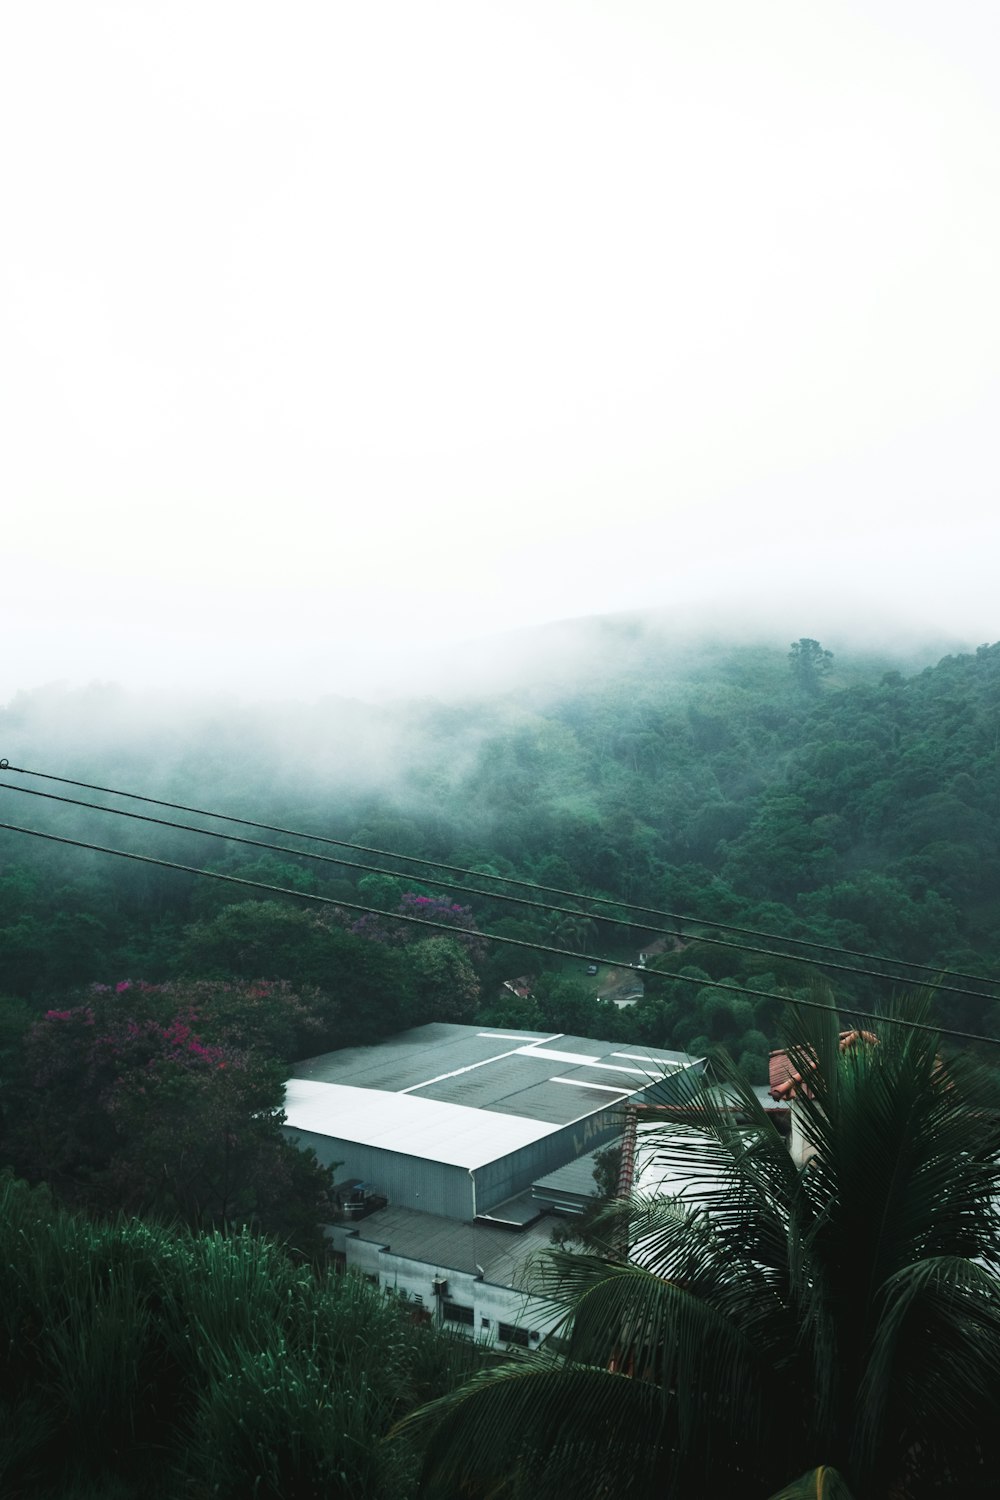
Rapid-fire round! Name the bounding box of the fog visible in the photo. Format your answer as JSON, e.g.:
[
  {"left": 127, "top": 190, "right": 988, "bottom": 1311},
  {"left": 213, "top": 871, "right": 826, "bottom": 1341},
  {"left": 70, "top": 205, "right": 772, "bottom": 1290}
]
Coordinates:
[
  {"left": 0, "top": 610, "right": 960, "bottom": 840},
  {"left": 3, "top": 1, "right": 999, "bottom": 707}
]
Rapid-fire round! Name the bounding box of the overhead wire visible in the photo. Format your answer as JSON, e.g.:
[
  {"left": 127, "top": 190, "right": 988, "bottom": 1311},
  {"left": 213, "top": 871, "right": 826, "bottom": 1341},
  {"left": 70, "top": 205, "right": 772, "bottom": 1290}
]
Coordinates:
[
  {"left": 4, "top": 758, "right": 996, "bottom": 992},
  {"left": 2, "top": 775, "right": 1000, "bottom": 1011},
  {"left": 2, "top": 760, "right": 999, "bottom": 1006},
  {"left": 2, "top": 815, "right": 999, "bottom": 1051}
]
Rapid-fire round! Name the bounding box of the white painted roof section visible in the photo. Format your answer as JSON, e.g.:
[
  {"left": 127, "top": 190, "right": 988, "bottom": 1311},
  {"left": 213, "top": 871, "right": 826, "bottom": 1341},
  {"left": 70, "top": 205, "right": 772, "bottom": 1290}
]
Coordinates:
[
  {"left": 284, "top": 1079, "right": 561, "bottom": 1168},
  {"left": 550, "top": 1076, "right": 631, "bottom": 1095},
  {"left": 477, "top": 1032, "right": 554, "bottom": 1042},
  {"left": 519, "top": 1046, "right": 647, "bottom": 1075},
  {"left": 520, "top": 1046, "right": 611, "bottom": 1066},
  {"left": 612, "top": 1051, "right": 687, "bottom": 1069},
  {"left": 398, "top": 1035, "right": 558, "bottom": 1095}
]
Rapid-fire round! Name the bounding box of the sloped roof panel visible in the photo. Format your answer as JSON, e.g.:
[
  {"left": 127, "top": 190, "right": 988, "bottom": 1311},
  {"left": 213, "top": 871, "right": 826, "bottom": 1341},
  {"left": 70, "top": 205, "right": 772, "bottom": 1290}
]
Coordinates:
[{"left": 284, "top": 1079, "right": 560, "bottom": 1169}]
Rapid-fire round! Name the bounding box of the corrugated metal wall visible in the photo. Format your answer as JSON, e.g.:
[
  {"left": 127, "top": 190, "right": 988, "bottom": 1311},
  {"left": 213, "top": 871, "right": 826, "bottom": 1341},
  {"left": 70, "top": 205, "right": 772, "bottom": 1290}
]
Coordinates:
[
  {"left": 475, "top": 1104, "right": 625, "bottom": 1211},
  {"left": 286, "top": 1127, "right": 473, "bottom": 1218},
  {"left": 472, "top": 1065, "right": 704, "bottom": 1211}
]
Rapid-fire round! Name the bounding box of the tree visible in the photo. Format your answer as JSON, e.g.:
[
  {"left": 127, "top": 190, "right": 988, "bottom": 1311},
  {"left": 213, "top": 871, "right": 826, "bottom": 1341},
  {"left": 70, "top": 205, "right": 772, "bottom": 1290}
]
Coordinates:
[
  {"left": 401, "top": 997, "right": 1000, "bottom": 1498},
  {"left": 476, "top": 989, "right": 546, "bottom": 1032},
  {"left": 531, "top": 974, "right": 603, "bottom": 1035},
  {"left": 357, "top": 871, "right": 404, "bottom": 911},
  {"left": 407, "top": 937, "right": 480, "bottom": 1025},
  {"left": 789, "top": 637, "right": 834, "bottom": 694},
  {"left": 0, "top": 1174, "right": 487, "bottom": 1498},
  {"left": 350, "top": 891, "right": 487, "bottom": 965},
  {"left": 3, "top": 985, "right": 335, "bottom": 1250},
  {"left": 180, "top": 901, "right": 416, "bottom": 1044},
  {"left": 180, "top": 900, "right": 342, "bottom": 987}
]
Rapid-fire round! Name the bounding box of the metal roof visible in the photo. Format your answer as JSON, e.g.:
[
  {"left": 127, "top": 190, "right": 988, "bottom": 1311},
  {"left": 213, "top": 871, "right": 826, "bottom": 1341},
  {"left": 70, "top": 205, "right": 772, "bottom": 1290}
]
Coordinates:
[
  {"left": 284, "top": 1079, "right": 559, "bottom": 1168},
  {"left": 291, "top": 1025, "right": 556, "bottom": 1092},
  {"left": 289, "top": 1024, "right": 700, "bottom": 1135}
]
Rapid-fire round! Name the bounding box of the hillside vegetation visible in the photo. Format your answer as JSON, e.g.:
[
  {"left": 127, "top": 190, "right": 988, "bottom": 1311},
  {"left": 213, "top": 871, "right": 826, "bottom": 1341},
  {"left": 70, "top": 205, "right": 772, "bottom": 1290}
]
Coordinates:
[
  {"left": 2, "top": 624, "right": 999, "bottom": 1497},
  {"left": 1, "top": 630, "right": 998, "bottom": 1068},
  {"left": 0, "top": 1172, "right": 482, "bottom": 1498}
]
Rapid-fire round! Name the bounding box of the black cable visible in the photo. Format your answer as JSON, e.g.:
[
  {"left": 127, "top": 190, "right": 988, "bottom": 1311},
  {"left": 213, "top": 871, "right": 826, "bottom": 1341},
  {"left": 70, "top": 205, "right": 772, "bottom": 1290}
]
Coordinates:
[
  {"left": 2, "top": 817, "right": 999, "bottom": 1051},
  {"left": 2, "top": 772, "right": 997, "bottom": 1011},
  {"left": 2, "top": 760, "right": 997, "bottom": 996}
]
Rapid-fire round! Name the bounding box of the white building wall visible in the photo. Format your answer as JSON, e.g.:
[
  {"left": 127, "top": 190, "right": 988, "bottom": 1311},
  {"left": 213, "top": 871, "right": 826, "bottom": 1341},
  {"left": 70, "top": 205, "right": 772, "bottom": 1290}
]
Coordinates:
[
  {"left": 789, "top": 1104, "right": 816, "bottom": 1166},
  {"left": 326, "top": 1224, "right": 562, "bottom": 1348}
]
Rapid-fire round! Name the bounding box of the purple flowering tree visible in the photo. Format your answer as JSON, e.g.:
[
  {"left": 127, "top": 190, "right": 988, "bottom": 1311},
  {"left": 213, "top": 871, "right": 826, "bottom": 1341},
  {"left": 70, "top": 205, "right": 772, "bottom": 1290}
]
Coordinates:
[{"left": 351, "top": 891, "right": 487, "bottom": 962}]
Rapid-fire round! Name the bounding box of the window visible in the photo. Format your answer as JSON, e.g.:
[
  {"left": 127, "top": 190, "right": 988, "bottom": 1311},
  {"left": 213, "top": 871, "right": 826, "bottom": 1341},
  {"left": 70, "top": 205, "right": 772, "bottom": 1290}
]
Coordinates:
[
  {"left": 498, "top": 1322, "right": 530, "bottom": 1347},
  {"left": 443, "top": 1301, "right": 475, "bottom": 1326}
]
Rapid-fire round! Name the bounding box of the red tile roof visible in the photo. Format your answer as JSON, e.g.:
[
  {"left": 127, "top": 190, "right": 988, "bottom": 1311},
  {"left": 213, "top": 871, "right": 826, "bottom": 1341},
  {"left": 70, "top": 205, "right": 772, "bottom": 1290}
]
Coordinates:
[{"left": 768, "top": 1029, "right": 879, "bottom": 1101}]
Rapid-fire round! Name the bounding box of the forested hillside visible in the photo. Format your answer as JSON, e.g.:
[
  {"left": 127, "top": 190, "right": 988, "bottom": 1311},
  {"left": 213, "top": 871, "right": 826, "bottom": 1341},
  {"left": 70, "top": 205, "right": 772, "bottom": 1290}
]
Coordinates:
[
  {"left": 2, "top": 626, "right": 999, "bottom": 1089},
  {"left": 2, "top": 624, "right": 1000, "bottom": 1495}
]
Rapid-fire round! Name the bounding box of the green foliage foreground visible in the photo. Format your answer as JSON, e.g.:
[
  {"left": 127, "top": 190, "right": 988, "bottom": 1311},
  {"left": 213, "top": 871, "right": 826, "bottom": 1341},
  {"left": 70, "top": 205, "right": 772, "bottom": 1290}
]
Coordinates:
[
  {"left": 0, "top": 1178, "right": 483, "bottom": 1500},
  {"left": 400, "top": 998, "right": 1000, "bottom": 1499}
]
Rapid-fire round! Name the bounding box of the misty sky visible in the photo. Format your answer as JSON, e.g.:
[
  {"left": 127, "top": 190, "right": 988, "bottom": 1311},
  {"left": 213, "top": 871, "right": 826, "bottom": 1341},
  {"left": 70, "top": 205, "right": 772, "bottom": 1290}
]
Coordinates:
[{"left": 3, "top": 1, "right": 998, "bottom": 702}]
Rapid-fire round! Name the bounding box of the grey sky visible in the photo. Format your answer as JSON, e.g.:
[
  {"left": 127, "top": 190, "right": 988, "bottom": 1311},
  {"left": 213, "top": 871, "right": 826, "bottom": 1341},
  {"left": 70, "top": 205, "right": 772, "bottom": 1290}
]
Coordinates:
[{"left": 3, "top": 1, "right": 998, "bottom": 701}]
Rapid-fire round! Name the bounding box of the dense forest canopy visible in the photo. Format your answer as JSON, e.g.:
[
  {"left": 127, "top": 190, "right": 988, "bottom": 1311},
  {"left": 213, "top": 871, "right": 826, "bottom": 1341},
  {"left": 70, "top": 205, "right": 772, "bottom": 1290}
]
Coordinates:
[{"left": 2, "top": 624, "right": 998, "bottom": 1059}]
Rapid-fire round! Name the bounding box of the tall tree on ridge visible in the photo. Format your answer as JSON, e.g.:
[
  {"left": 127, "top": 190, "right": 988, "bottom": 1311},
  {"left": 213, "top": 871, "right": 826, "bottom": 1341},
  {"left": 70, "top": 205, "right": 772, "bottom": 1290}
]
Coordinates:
[{"left": 790, "top": 636, "right": 834, "bottom": 694}]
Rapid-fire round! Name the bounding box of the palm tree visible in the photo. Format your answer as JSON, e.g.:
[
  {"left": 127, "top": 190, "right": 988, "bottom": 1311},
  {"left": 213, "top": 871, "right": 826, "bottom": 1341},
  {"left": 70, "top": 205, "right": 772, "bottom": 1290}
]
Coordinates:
[{"left": 398, "top": 996, "right": 1000, "bottom": 1498}]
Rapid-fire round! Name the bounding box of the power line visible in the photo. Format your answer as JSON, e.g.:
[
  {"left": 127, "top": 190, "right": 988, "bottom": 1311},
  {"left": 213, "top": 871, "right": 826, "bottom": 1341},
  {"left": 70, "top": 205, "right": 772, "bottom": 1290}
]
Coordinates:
[
  {"left": 2, "top": 765, "right": 998, "bottom": 1009},
  {"left": 5, "top": 776, "right": 1000, "bottom": 1011},
  {"left": 3, "top": 756, "right": 995, "bottom": 990},
  {"left": 2, "top": 816, "right": 999, "bottom": 1052}
]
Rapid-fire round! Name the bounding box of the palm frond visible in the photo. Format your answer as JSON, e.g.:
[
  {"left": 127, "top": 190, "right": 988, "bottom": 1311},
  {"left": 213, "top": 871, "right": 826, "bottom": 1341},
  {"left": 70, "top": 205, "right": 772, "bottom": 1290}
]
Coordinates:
[
  {"left": 855, "top": 1256, "right": 1000, "bottom": 1478},
  {"left": 767, "top": 1467, "right": 855, "bottom": 1499},
  {"left": 400, "top": 1348, "right": 777, "bottom": 1500},
  {"left": 397, "top": 1356, "right": 660, "bottom": 1499}
]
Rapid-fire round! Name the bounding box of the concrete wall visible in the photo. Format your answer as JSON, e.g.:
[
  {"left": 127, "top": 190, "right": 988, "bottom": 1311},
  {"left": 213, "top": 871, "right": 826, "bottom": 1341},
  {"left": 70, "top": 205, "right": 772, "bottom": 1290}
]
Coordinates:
[
  {"left": 789, "top": 1105, "right": 816, "bottom": 1167},
  {"left": 326, "top": 1223, "right": 562, "bottom": 1349}
]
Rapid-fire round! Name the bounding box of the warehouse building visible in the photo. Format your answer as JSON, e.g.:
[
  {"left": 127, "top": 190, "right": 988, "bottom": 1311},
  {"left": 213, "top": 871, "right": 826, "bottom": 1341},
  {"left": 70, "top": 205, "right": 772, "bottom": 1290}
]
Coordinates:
[
  {"left": 283, "top": 1022, "right": 703, "bottom": 1345},
  {"left": 284, "top": 1022, "right": 703, "bottom": 1219}
]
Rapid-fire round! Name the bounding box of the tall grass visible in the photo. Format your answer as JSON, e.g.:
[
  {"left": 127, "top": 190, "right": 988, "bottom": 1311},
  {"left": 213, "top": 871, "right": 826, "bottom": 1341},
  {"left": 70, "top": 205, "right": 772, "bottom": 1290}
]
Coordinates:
[{"left": 0, "top": 1171, "right": 483, "bottom": 1498}]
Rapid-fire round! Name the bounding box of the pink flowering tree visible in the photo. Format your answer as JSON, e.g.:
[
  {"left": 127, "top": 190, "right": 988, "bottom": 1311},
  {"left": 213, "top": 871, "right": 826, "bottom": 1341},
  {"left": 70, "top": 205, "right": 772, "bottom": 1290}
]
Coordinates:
[{"left": 6, "top": 982, "right": 334, "bottom": 1248}]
